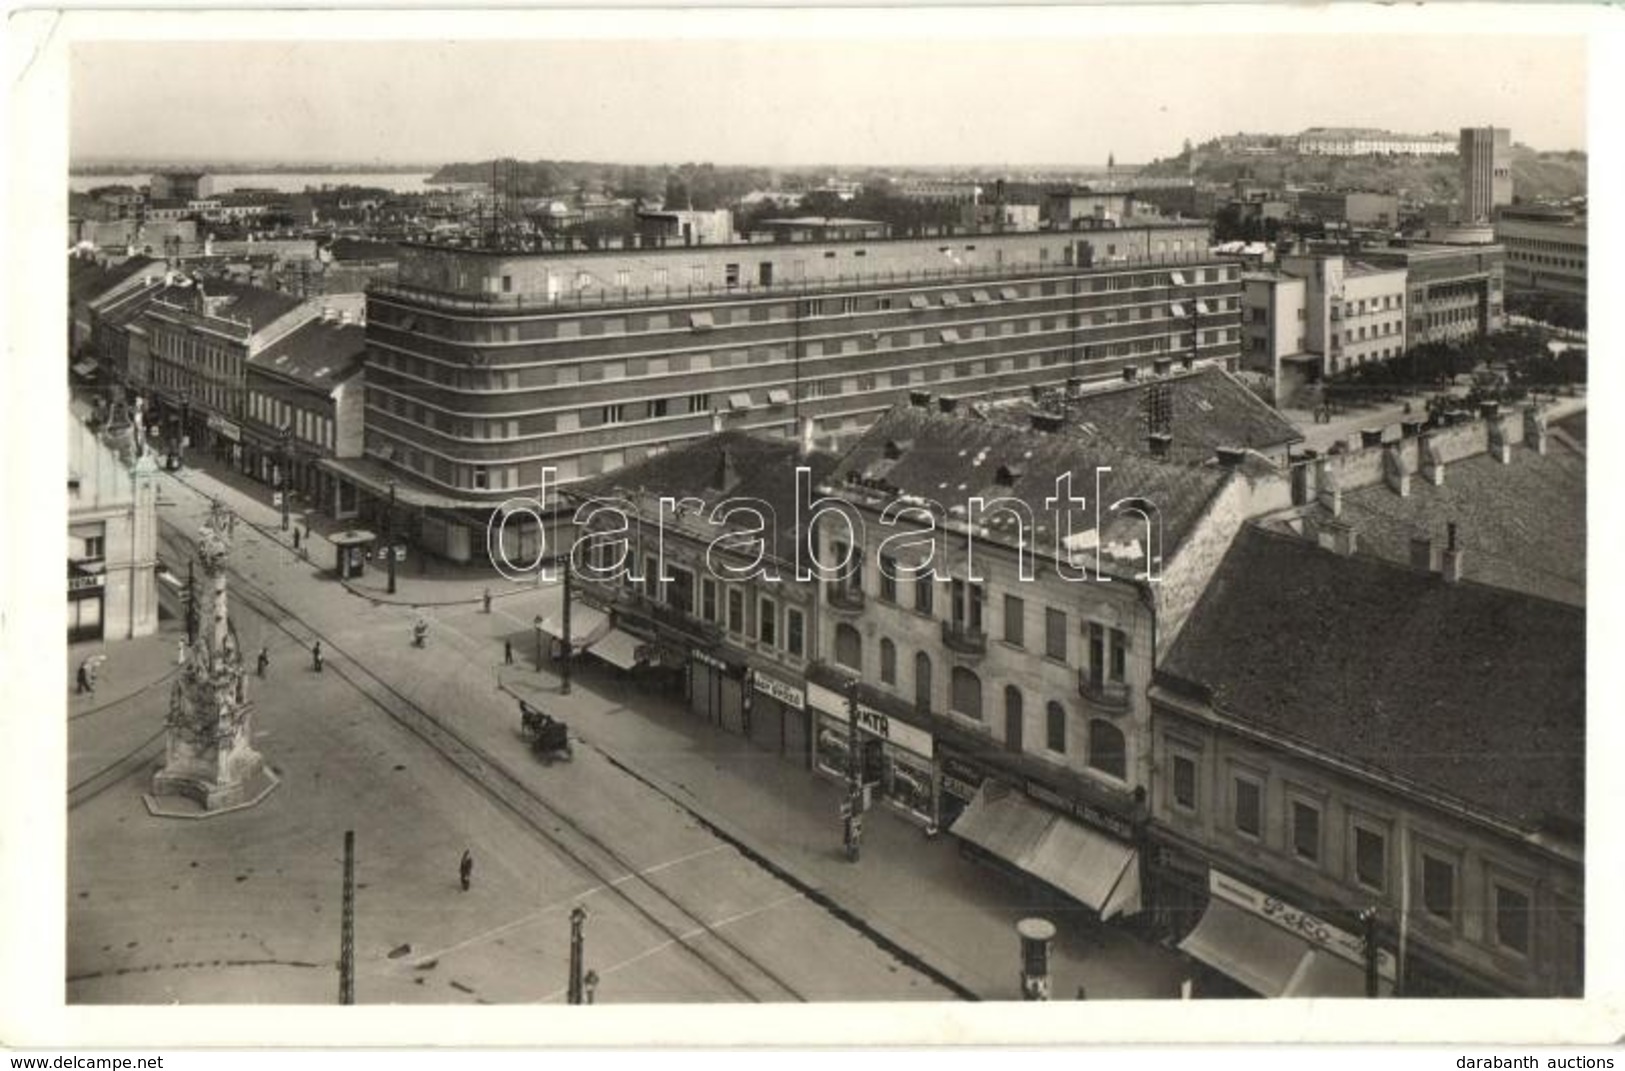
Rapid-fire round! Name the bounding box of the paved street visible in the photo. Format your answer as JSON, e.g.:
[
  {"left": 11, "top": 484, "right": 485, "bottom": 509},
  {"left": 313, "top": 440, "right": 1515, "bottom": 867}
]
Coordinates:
[{"left": 66, "top": 454, "right": 1191, "bottom": 1003}]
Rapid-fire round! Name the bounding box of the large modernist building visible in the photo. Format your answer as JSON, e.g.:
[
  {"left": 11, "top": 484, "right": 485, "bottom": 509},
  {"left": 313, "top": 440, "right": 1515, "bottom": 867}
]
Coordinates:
[
  {"left": 1495, "top": 206, "right": 1587, "bottom": 301},
  {"left": 1459, "top": 127, "right": 1513, "bottom": 224},
  {"left": 360, "top": 223, "right": 1243, "bottom": 561}
]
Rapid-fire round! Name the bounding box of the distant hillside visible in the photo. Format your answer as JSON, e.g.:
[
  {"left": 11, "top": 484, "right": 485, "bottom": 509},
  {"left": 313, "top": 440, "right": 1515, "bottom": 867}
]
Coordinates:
[{"left": 1140, "top": 142, "right": 1586, "bottom": 202}]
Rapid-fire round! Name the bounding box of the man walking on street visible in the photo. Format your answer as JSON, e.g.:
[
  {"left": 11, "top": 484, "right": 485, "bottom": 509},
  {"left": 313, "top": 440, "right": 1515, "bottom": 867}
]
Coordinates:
[
  {"left": 257, "top": 646, "right": 270, "bottom": 678},
  {"left": 459, "top": 849, "right": 474, "bottom": 892},
  {"left": 504, "top": 639, "right": 514, "bottom": 665},
  {"left": 312, "top": 641, "right": 324, "bottom": 673},
  {"left": 76, "top": 662, "right": 94, "bottom": 695},
  {"left": 293, "top": 527, "right": 301, "bottom": 552},
  {"left": 483, "top": 588, "right": 493, "bottom": 614}
]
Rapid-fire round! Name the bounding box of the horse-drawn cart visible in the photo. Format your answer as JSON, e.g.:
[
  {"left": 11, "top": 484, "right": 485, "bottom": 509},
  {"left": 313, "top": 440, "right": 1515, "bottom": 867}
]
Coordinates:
[{"left": 519, "top": 699, "right": 572, "bottom": 762}]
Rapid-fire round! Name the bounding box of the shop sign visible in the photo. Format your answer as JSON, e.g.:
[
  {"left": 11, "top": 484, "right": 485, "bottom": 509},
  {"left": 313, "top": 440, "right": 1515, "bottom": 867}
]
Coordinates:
[
  {"left": 752, "top": 671, "right": 804, "bottom": 711},
  {"left": 207, "top": 415, "right": 241, "bottom": 442},
  {"left": 940, "top": 755, "right": 987, "bottom": 802},
  {"left": 1025, "top": 779, "right": 1135, "bottom": 841},
  {"left": 806, "top": 683, "right": 933, "bottom": 756},
  {"left": 1209, "top": 870, "right": 1397, "bottom": 981},
  {"left": 69, "top": 573, "right": 105, "bottom": 592},
  {"left": 690, "top": 647, "right": 742, "bottom": 677}
]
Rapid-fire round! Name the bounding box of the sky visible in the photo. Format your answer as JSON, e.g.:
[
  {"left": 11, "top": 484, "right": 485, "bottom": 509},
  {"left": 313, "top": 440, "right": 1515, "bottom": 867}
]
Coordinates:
[{"left": 70, "top": 25, "right": 1588, "bottom": 168}]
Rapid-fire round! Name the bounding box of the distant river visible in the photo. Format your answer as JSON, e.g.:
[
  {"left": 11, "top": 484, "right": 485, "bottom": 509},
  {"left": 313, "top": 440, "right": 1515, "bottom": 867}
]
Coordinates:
[{"left": 68, "top": 171, "right": 442, "bottom": 194}]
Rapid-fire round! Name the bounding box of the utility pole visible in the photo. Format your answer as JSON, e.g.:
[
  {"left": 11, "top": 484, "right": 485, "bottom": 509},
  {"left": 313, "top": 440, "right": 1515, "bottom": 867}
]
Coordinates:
[
  {"left": 385, "top": 479, "right": 397, "bottom": 596},
  {"left": 560, "top": 555, "right": 573, "bottom": 696},
  {"left": 842, "top": 677, "right": 863, "bottom": 862},
  {"left": 339, "top": 829, "right": 355, "bottom": 1005},
  {"left": 567, "top": 906, "right": 586, "bottom": 1004}
]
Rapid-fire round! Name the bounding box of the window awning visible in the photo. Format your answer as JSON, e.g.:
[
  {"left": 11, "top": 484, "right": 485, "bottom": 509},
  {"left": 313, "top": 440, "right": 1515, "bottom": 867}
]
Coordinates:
[
  {"left": 1170, "top": 302, "right": 1188, "bottom": 318},
  {"left": 72, "top": 359, "right": 100, "bottom": 377},
  {"left": 908, "top": 295, "right": 930, "bottom": 310},
  {"left": 1196, "top": 300, "right": 1213, "bottom": 316},
  {"left": 940, "top": 292, "right": 961, "bottom": 307},
  {"left": 999, "top": 286, "right": 1020, "bottom": 301},
  {"left": 586, "top": 628, "right": 644, "bottom": 670},
  {"left": 728, "top": 392, "right": 754, "bottom": 411},
  {"left": 689, "top": 310, "right": 714, "bottom": 332},
  {"left": 1178, "top": 898, "right": 1394, "bottom": 997},
  {"left": 939, "top": 328, "right": 961, "bottom": 345},
  {"left": 533, "top": 585, "right": 611, "bottom": 645},
  {"left": 970, "top": 289, "right": 992, "bottom": 304},
  {"left": 1170, "top": 271, "right": 1188, "bottom": 286},
  {"left": 767, "top": 388, "right": 792, "bottom": 405},
  {"left": 950, "top": 786, "right": 1140, "bottom": 918}
]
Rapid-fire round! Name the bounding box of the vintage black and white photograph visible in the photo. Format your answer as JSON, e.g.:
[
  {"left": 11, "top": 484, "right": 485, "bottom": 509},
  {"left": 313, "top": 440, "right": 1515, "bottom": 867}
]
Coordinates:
[{"left": 7, "top": 3, "right": 1620, "bottom": 1049}]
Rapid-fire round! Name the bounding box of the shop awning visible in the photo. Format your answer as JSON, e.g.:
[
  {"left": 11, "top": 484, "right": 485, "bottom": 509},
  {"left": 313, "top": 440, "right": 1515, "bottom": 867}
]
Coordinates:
[
  {"left": 1178, "top": 899, "right": 1393, "bottom": 998},
  {"left": 72, "top": 359, "right": 99, "bottom": 377},
  {"left": 950, "top": 787, "right": 1140, "bottom": 918},
  {"left": 586, "top": 628, "right": 643, "bottom": 671},
  {"left": 533, "top": 584, "right": 610, "bottom": 644}
]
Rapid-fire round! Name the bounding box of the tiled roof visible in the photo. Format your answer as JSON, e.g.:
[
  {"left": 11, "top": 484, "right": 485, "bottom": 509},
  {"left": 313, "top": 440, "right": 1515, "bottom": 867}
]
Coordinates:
[
  {"left": 68, "top": 255, "right": 157, "bottom": 305},
  {"left": 1275, "top": 438, "right": 1586, "bottom": 606},
  {"left": 155, "top": 278, "right": 306, "bottom": 331},
  {"left": 1161, "top": 525, "right": 1584, "bottom": 834},
  {"left": 570, "top": 431, "right": 839, "bottom": 563},
  {"left": 248, "top": 320, "right": 366, "bottom": 389},
  {"left": 827, "top": 403, "right": 1233, "bottom": 573},
  {"left": 984, "top": 366, "right": 1302, "bottom": 465}
]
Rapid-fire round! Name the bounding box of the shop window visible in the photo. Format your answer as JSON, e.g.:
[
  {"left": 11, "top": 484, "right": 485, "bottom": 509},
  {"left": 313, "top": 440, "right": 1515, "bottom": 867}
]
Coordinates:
[
  {"left": 1493, "top": 883, "right": 1532, "bottom": 956},
  {"left": 786, "top": 608, "right": 805, "bottom": 658},
  {"left": 834, "top": 623, "right": 862, "bottom": 670},
  {"left": 880, "top": 638, "right": 897, "bottom": 684},
  {"left": 914, "top": 652, "right": 932, "bottom": 713},
  {"left": 1422, "top": 852, "right": 1457, "bottom": 923},
  {"left": 1232, "top": 774, "right": 1262, "bottom": 838},
  {"left": 1045, "top": 700, "right": 1066, "bottom": 754},
  {"left": 950, "top": 666, "right": 983, "bottom": 720},
  {"left": 1088, "top": 719, "right": 1126, "bottom": 779}
]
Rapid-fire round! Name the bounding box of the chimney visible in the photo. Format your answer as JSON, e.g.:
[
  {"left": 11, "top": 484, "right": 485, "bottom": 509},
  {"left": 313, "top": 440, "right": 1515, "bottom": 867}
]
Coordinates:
[
  {"left": 1318, "top": 518, "right": 1358, "bottom": 557},
  {"left": 1122, "top": 365, "right": 1139, "bottom": 383},
  {"left": 1359, "top": 428, "right": 1385, "bottom": 449},
  {"left": 1382, "top": 441, "right": 1412, "bottom": 497},
  {"left": 1316, "top": 456, "right": 1342, "bottom": 517},
  {"left": 1487, "top": 409, "right": 1513, "bottom": 465},
  {"left": 1029, "top": 412, "right": 1064, "bottom": 434},
  {"left": 1181, "top": 354, "right": 1195, "bottom": 371},
  {"left": 938, "top": 395, "right": 960, "bottom": 414},
  {"left": 1442, "top": 521, "right": 1465, "bottom": 583},
  {"left": 1400, "top": 419, "right": 1425, "bottom": 438},
  {"left": 714, "top": 447, "right": 739, "bottom": 492},
  {"left": 798, "top": 415, "right": 816, "bottom": 458},
  {"left": 1153, "top": 356, "right": 1174, "bottom": 377},
  {"left": 1148, "top": 432, "right": 1174, "bottom": 459},
  {"left": 1215, "top": 445, "right": 1246, "bottom": 467},
  {"left": 1419, "top": 431, "right": 1446, "bottom": 486},
  {"left": 1524, "top": 405, "right": 1549, "bottom": 456},
  {"left": 1410, "top": 535, "right": 1441, "bottom": 572},
  {"left": 909, "top": 390, "right": 933, "bottom": 409},
  {"left": 1478, "top": 400, "right": 1500, "bottom": 421}
]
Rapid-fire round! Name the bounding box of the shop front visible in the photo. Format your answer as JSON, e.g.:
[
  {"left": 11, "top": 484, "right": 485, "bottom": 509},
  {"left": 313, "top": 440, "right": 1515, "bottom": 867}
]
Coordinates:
[
  {"left": 807, "top": 682, "right": 935, "bottom": 825},
  {"left": 937, "top": 750, "right": 993, "bottom": 830},
  {"left": 744, "top": 667, "right": 809, "bottom": 761},
  {"left": 1177, "top": 869, "right": 1396, "bottom": 998},
  {"left": 690, "top": 647, "right": 745, "bottom": 730},
  {"left": 68, "top": 563, "right": 106, "bottom": 643},
  {"left": 948, "top": 776, "right": 1143, "bottom": 920}
]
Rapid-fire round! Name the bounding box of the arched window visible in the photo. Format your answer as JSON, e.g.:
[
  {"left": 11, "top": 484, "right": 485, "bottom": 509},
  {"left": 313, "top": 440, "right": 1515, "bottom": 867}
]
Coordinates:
[
  {"left": 1004, "top": 686, "right": 1024, "bottom": 752},
  {"left": 1046, "top": 701, "right": 1067, "bottom": 754},
  {"left": 951, "top": 666, "right": 983, "bottom": 720},
  {"left": 1088, "top": 718, "right": 1126, "bottom": 779},
  {"left": 834, "top": 623, "right": 862, "bottom": 671},
  {"left": 880, "top": 638, "right": 897, "bottom": 685},
  {"left": 914, "top": 652, "right": 933, "bottom": 712}
]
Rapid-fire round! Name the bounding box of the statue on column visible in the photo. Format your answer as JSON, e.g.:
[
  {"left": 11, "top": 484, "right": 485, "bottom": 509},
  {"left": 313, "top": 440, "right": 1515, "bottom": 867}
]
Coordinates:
[{"left": 149, "top": 499, "right": 277, "bottom": 814}]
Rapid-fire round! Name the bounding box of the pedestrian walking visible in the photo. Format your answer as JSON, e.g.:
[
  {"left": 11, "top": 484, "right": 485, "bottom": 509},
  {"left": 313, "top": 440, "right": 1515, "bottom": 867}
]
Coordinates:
[
  {"left": 76, "top": 663, "right": 93, "bottom": 695},
  {"left": 293, "top": 527, "right": 301, "bottom": 551},
  {"left": 504, "top": 639, "right": 514, "bottom": 665},
  {"left": 176, "top": 639, "right": 187, "bottom": 667},
  {"left": 311, "top": 641, "right": 324, "bottom": 673},
  {"left": 459, "top": 849, "right": 474, "bottom": 892},
  {"left": 482, "top": 588, "right": 493, "bottom": 614},
  {"left": 256, "top": 646, "right": 270, "bottom": 678}
]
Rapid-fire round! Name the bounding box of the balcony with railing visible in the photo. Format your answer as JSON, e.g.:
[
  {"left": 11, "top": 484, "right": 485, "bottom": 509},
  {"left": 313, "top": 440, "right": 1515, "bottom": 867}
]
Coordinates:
[
  {"left": 941, "top": 620, "right": 988, "bottom": 656},
  {"left": 1078, "top": 669, "right": 1132, "bottom": 713}
]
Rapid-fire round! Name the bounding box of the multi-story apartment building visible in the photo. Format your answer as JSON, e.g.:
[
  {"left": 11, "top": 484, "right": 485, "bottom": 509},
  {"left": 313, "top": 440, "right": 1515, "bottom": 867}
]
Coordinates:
[
  {"left": 68, "top": 412, "right": 160, "bottom": 644},
  {"left": 1240, "top": 272, "right": 1309, "bottom": 403},
  {"left": 801, "top": 399, "right": 1290, "bottom": 921},
  {"left": 1294, "top": 190, "right": 1401, "bottom": 229},
  {"left": 1277, "top": 251, "right": 1409, "bottom": 376},
  {"left": 563, "top": 430, "right": 835, "bottom": 761},
  {"left": 1358, "top": 243, "right": 1506, "bottom": 347},
  {"left": 360, "top": 223, "right": 1242, "bottom": 562},
  {"left": 1148, "top": 524, "right": 1582, "bottom": 998},
  {"left": 1459, "top": 127, "right": 1513, "bottom": 223},
  {"left": 149, "top": 170, "right": 214, "bottom": 203},
  {"left": 1495, "top": 207, "right": 1587, "bottom": 301}
]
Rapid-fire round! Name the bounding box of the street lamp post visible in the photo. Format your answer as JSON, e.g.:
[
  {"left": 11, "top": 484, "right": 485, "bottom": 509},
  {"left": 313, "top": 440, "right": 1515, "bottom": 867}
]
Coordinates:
[
  {"left": 842, "top": 677, "right": 863, "bottom": 863},
  {"left": 567, "top": 906, "right": 587, "bottom": 1005},
  {"left": 560, "top": 557, "right": 572, "bottom": 696},
  {"left": 385, "top": 479, "right": 397, "bottom": 596}
]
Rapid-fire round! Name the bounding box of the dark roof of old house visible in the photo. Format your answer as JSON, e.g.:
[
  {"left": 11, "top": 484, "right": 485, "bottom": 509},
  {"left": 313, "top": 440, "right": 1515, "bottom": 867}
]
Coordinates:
[
  {"left": 1161, "top": 524, "right": 1584, "bottom": 836},
  {"left": 150, "top": 277, "right": 305, "bottom": 332},
  {"left": 570, "top": 430, "right": 839, "bottom": 563},
  {"left": 827, "top": 403, "right": 1234, "bottom": 575},
  {"left": 247, "top": 320, "right": 366, "bottom": 389},
  {"left": 327, "top": 238, "right": 405, "bottom": 263},
  {"left": 68, "top": 255, "right": 157, "bottom": 305}
]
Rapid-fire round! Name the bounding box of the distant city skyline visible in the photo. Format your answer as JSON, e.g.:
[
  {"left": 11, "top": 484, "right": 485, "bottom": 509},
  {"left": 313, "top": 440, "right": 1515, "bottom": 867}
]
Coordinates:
[{"left": 71, "top": 30, "right": 1586, "bottom": 169}]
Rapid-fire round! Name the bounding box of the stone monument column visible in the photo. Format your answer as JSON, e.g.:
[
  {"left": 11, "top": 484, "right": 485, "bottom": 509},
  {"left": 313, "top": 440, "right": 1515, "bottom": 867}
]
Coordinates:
[{"left": 150, "top": 500, "right": 273, "bottom": 813}]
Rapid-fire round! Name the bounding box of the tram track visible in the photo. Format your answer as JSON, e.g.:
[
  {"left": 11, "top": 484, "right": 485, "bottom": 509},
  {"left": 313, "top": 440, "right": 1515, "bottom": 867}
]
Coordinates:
[{"left": 153, "top": 514, "right": 807, "bottom": 1004}]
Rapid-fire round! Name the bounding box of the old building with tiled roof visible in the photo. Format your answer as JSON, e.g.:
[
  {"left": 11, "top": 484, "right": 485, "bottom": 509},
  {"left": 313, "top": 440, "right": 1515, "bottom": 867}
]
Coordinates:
[{"left": 1147, "top": 522, "right": 1583, "bottom": 999}]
